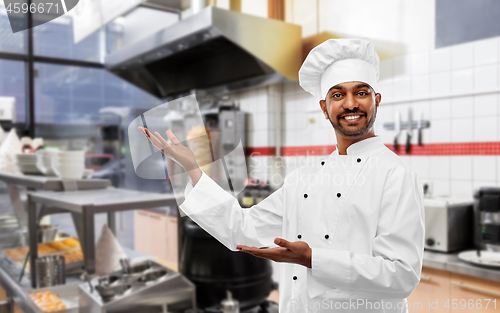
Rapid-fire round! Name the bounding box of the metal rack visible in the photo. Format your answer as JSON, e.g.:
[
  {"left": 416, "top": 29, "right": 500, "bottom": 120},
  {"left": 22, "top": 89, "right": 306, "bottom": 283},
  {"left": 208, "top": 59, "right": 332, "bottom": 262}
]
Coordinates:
[
  {"left": 27, "top": 188, "right": 180, "bottom": 288},
  {"left": 0, "top": 173, "right": 115, "bottom": 310},
  {"left": 0, "top": 173, "right": 111, "bottom": 230}
]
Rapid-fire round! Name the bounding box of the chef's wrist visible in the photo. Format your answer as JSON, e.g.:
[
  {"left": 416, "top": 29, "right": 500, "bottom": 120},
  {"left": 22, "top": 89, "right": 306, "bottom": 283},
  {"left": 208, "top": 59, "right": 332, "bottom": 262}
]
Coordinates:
[
  {"left": 187, "top": 166, "right": 202, "bottom": 186},
  {"left": 303, "top": 247, "right": 312, "bottom": 268}
]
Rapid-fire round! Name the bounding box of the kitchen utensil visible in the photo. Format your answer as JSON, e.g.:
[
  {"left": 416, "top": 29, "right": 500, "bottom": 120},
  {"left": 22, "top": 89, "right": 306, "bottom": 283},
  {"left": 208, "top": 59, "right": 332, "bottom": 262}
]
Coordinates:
[
  {"left": 16, "top": 153, "right": 42, "bottom": 174},
  {"left": 51, "top": 155, "right": 85, "bottom": 180},
  {"left": 221, "top": 290, "right": 239, "bottom": 313},
  {"left": 36, "top": 150, "right": 58, "bottom": 176},
  {"left": 393, "top": 111, "right": 401, "bottom": 152},
  {"left": 458, "top": 250, "right": 500, "bottom": 268},
  {"left": 99, "top": 275, "right": 120, "bottom": 286},
  {"left": 95, "top": 275, "right": 129, "bottom": 302},
  {"left": 109, "top": 283, "right": 132, "bottom": 297},
  {"left": 81, "top": 272, "right": 94, "bottom": 293},
  {"left": 119, "top": 258, "right": 131, "bottom": 275},
  {"left": 78, "top": 261, "right": 196, "bottom": 313},
  {"left": 417, "top": 111, "right": 423, "bottom": 146},
  {"left": 15, "top": 153, "right": 37, "bottom": 163},
  {"left": 35, "top": 255, "right": 65, "bottom": 288},
  {"left": 83, "top": 169, "right": 94, "bottom": 179},
  {"left": 136, "top": 268, "right": 167, "bottom": 284},
  {"left": 405, "top": 108, "right": 412, "bottom": 154},
  {"left": 37, "top": 224, "right": 58, "bottom": 243},
  {"left": 95, "top": 285, "right": 116, "bottom": 302},
  {"left": 120, "top": 259, "right": 155, "bottom": 276},
  {"left": 52, "top": 164, "right": 85, "bottom": 180},
  {"left": 58, "top": 151, "right": 85, "bottom": 160}
]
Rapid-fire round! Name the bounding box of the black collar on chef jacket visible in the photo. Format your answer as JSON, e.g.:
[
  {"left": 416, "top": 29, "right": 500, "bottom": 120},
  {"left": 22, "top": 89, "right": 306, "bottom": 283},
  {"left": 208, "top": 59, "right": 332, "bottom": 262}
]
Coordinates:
[{"left": 331, "top": 135, "right": 386, "bottom": 157}]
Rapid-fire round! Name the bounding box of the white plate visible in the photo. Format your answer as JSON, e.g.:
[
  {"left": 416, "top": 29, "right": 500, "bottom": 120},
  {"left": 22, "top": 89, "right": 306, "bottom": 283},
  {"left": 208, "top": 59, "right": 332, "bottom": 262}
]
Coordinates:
[
  {"left": 458, "top": 250, "right": 500, "bottom": 268},
  {"left": 19, "top": 164, "right": 43, "bottom": 174}
]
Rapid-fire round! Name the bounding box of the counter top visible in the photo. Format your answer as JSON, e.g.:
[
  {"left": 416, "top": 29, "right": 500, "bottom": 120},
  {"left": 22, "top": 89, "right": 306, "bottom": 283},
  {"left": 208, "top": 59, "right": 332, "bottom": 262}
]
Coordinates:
[
  {"left": 423, "top": 250, "right": 500, "bottom": 282},
  {"left": 29, "top": 189, "right": 182, "bottom": 213},
  {"left": 0, "top": 172, "right": 111, "bottom": 190}
]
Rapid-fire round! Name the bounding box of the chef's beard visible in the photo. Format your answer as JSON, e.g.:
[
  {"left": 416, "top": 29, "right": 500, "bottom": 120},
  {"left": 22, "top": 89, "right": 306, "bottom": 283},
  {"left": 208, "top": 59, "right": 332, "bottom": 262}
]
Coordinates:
[{"left": 326, "top": 106, "right": 377, "bottom": 137}]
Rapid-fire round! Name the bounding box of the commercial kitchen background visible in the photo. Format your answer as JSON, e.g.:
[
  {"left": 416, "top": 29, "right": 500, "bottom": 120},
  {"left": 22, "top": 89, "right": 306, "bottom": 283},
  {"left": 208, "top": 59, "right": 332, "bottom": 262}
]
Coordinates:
[{"left": 0, "top": 0, "right": 499, "bottom": 297}]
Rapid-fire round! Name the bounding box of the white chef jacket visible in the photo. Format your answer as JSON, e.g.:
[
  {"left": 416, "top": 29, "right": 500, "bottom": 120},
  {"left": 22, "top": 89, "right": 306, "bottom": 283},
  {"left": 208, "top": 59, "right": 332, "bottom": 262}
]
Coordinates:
[{"left": 180, "top": 136, "right": 425, "bottom": 313}]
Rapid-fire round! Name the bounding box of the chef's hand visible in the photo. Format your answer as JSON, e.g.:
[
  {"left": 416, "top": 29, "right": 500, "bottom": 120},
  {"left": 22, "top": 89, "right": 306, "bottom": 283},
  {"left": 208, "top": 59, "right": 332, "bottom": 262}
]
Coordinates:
[
  {"left": 236, "top": 238, "right": 312, "bottom": 268},
  {"left": 137, "top": 127, "right": 202, "bottom": 185}
]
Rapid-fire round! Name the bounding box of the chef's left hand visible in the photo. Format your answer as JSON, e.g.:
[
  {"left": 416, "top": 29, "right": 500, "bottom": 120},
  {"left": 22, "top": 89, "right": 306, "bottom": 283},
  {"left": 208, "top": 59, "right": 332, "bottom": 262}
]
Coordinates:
[{"left": 236, "top": 238, "right": 312, "bottom": 268}]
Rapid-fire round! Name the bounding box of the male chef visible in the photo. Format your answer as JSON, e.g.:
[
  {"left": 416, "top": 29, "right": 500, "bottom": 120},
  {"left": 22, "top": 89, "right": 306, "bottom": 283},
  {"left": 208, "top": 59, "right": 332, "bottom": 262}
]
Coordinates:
[{"left": 138, "top": 38, "right": 425, "bottom": 313}]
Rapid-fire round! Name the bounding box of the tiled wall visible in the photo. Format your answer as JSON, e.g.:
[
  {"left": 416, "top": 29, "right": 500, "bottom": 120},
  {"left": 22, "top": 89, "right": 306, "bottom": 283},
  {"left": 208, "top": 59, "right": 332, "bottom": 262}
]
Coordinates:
[
  {"left": 376, "top": 35, "right": 500, "bottom": 199},
  {"left": 236, "top": 35, "right": 500, "bottom": 200},
  {"left": 285, "top": 0, "right": 435, "bottom": 55},
  {"left": 236, "top": 86, "right": 277, "bottom": 184}
]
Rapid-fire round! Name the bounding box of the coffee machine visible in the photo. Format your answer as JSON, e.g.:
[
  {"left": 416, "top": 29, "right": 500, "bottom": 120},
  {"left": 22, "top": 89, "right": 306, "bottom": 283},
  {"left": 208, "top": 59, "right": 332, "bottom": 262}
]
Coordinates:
[{"left": 474, "top": 187, "right": 500, "bottom": 252}]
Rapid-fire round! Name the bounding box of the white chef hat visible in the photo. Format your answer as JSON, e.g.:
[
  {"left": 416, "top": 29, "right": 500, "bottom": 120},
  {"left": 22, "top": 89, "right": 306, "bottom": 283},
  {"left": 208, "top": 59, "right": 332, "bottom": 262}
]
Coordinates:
[{"left": 298, "top": 38, "right": 380, "bottom": 100}]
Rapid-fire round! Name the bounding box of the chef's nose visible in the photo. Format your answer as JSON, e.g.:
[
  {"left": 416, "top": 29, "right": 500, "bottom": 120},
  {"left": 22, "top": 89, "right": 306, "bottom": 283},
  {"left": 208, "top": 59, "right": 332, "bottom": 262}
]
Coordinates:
[{"left": 343, "top": 92, "right": 358, "bottom": 110}]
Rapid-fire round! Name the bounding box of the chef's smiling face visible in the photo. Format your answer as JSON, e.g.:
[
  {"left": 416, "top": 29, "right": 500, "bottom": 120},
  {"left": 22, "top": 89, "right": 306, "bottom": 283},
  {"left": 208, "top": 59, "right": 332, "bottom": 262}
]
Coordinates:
[{"left": 319, "top": 81, "right": 381, "bottom": 139}]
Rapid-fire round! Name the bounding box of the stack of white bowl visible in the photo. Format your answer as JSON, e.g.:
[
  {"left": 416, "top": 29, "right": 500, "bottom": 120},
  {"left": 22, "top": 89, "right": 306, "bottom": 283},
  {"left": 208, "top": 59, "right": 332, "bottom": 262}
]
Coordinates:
[
  {"left": 52, "top": 151, "right": 85, "bottom": 180},
  {"left": 35, "top": 150, "right": 58, "bottom": 176},
  {"left": 16, "top": 153, "right": 42, "bottom": 174}
]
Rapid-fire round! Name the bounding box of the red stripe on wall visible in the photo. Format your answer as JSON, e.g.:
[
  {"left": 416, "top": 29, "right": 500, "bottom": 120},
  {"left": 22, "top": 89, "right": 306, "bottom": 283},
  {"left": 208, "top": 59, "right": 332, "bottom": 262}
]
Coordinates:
[
  {"left": 390, "top": 142, "right": 500, "bottom": 155},
  {"left": 245, "top": 147, "right": 276, "bottom": 156},
  {"left": 244, "top": 142, "right": 500, "bottom": 156}
]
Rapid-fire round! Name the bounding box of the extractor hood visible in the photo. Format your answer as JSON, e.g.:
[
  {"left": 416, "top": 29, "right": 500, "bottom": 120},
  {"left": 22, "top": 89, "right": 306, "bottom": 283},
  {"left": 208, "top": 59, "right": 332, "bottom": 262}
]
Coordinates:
[
  {"left": 142, "top": 0, "right": 191, "bottom": 11},
  {"left": 104, "top": 6, "right": 302, "bottom": 99}
]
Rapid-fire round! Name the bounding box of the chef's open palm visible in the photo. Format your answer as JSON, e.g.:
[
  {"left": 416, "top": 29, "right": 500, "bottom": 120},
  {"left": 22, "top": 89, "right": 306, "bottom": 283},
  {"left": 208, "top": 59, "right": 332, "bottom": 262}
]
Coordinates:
[
  {"left": 237, "top": 238, "right": 312, "bottom": 268},
  {"left": 137, "top": 127, "right": 198, "bottom": 172}
]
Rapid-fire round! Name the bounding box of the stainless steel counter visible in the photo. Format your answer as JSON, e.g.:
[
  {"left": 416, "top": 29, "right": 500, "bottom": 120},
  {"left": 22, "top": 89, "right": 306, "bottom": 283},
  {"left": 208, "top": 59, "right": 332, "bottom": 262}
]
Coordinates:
[
  {"left": 0, "top": 173, "right": 112, "bottom": 234},
  {"left": 27, "top": 189, "right": 182, "bottom": 286},
  {"left": 0, "top": 247, "right": 145, "bottom": 313},
  {"left": 423, "top": 250, "right": 500, "bottom": 282},
  {"left": 0, "top": 173, "right": 111, "bottom": 191}
]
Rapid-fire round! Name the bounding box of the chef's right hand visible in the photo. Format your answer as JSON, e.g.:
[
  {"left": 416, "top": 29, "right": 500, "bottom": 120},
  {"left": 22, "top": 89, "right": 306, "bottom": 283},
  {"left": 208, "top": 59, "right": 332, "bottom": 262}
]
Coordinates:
[{"left": 137, "top": 127, "right": 202, "bottom": 185}]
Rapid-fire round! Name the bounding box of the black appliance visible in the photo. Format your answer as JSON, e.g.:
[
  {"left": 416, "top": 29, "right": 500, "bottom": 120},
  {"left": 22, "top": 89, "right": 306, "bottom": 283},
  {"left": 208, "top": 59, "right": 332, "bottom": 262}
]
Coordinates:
[
  {"left": 474, "top": 187, "right": 500, "bottom": 251},
  {"left": 180, "top": 219, "right": 276, "bottom": 311}
]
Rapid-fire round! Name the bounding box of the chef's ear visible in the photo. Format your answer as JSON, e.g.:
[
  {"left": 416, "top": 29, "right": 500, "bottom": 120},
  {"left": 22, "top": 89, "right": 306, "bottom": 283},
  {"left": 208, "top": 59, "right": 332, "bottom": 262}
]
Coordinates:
[
  {"left": 375, "top": 92, "right": 381, "bottom": 107},
  {"left": 319, "top": 99, "right": 328, "bottom": 119}
]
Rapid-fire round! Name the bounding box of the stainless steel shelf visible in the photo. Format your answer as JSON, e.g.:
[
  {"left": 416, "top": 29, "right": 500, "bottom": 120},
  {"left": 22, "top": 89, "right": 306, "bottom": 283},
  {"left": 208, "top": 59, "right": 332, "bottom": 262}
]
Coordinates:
[
  {"left": 29, "top": 188, "right": 179, "bottom": 213},
  {"left": 0, "top": 172, "right": 116, "bottom": 290},
  {"left": 0, "top": 173, "right": 111, "bottom": 191},
  {"left": 0, "top": 172, "right": 112, "bottom": 232},
  {"left": 27, "top": 189, "right": 182, "bottom": 287}
]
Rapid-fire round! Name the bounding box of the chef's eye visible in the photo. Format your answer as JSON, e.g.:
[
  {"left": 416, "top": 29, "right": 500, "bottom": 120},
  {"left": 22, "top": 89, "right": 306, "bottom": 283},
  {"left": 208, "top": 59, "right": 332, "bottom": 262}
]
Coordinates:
[
  {"left": 358, "top": 91, "right": 368, "bottom": 96},
  {"left": 332, "top": 93, "right": 342, "bottom": 98}
]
